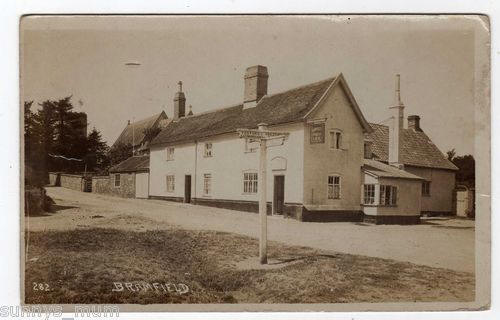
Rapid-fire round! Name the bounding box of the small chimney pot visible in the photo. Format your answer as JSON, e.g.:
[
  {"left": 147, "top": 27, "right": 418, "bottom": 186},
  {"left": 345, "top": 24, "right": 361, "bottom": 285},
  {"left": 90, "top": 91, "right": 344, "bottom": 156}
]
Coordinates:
[
  {"left": 408, "top": 115, "right": 421, "bottom": 131},
  {"left": 174, "top": 80, "right": 186, "bottom": 119}
]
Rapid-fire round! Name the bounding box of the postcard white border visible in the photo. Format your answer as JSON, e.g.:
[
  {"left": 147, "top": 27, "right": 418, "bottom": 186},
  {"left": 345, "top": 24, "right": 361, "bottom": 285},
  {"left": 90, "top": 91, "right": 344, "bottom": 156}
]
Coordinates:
[{"left": 1, "top": 1, "right": 497, "bottom": 320}]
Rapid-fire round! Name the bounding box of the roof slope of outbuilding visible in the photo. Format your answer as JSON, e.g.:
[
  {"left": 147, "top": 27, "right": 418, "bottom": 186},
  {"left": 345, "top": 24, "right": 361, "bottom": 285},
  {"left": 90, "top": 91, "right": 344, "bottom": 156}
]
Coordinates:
[
  {"left": 109, "top": 155, "right": 149, "bottom": 173},
  {"left": 368, "top": 123, "right": 458, "bottom": 171},
  {"left": 112, "top": 111, "right": 167, "bottom": 149},
  {"left": 363, "top": 158, "right": 424, "bottom": 180},
  {"left": 150, "top": 74, "right": 371, "bottom": 147}
]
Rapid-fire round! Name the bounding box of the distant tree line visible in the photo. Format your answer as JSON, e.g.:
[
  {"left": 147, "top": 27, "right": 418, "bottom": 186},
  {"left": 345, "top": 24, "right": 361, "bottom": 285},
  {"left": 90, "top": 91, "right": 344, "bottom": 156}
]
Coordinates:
[
  {"left": 25, "top": 95, "right": 165, "bottom": 188},
  {"left": 447, "top": 149, "right": 475, "bottom": 188},
  {"left": 24, "top": 96, "right": 109, "bottom": 186}
]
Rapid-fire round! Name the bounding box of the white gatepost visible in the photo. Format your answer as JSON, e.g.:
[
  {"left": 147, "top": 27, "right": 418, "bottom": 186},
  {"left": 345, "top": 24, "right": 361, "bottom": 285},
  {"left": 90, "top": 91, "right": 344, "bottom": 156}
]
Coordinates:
[{"left": 237, "top": 123, "right": 289, "bottom": 264}]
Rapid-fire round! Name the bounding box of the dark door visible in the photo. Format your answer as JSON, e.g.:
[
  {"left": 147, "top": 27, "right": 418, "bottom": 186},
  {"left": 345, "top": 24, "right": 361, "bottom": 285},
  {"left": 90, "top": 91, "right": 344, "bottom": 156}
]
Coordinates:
[
  {"left": 184, "top": 175, "right": 191, "bottom": 203},
  {"left": 273, "top": 176, "right": 285, "bottom": 215}
]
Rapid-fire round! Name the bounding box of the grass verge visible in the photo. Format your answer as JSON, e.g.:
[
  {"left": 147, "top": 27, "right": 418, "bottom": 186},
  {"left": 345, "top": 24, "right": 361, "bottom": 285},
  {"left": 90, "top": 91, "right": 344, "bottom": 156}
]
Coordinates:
[{"left": 25, "top": 228, "right": 474, "bottom": 304}]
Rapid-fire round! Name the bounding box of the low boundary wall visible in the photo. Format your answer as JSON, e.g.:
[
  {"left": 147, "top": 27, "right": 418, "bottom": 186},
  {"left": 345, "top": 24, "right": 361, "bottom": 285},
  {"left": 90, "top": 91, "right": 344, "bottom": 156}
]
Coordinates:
[{"left": 59, "top": 174, "right": 85, "bottom": 192}]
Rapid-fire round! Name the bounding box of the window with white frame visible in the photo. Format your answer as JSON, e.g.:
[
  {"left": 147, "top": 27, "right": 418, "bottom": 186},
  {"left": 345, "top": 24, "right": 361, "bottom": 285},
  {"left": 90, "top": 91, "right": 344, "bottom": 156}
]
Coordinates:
[
  {"left": 380, "top": 185, "right": 397, "bottom": 205},
  {"left": 114, "top": 174, "right": 121, "bottom": 187},
  {"left": 166, "top": 175, "right": 175, "bottom": 192},
  {"left": 166, "top": 147, "right": 175, "bottom": 161},
  {"left": 330, "top": 130, "right": 342, "bottom": 149},
  {"left": 203, "top": 173, "right": 212, "bottom": 196},
  {"left": 327, "top": 175, "right": 341, "bottom": 199},
  {"left": 243, "top": 172, "right": 258, "bottom": 194},
  {"left": 422, "top": 181, "right": 431, "bottom": 196},
  {"left": 204, "top": 143, "right": 213, "bottom": 157},
  {"left": 363, "top": 184, "right": 375, "bottom": 204}
]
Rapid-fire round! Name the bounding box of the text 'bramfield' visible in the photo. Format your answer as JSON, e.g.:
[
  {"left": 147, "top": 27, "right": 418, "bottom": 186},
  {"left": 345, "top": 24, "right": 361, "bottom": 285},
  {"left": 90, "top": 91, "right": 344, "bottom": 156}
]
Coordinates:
[{"left": 112, "top": 282, "right": 190, "bottom": 294}]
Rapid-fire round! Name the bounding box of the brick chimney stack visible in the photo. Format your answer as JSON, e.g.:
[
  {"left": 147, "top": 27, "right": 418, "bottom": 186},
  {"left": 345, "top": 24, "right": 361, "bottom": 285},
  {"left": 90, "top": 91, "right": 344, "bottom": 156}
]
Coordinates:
[
  {"left": 174, "top": 80, "right": 186, "bottom": 119},
  {"left": 243, "top": 65, "right": 268, "bottom": 109},
  {"left": 388, "top": 74, "right": 405, "bottom": 168},
  {"left": 408, "top": 115, "right": 421, "bottom": 131}
]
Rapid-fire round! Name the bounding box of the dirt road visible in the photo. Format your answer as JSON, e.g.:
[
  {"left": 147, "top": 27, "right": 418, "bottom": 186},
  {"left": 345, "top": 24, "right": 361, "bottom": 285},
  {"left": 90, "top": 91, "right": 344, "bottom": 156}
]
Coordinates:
[{"left": 27, "top": 187, "right": 475, "bottom": 273}]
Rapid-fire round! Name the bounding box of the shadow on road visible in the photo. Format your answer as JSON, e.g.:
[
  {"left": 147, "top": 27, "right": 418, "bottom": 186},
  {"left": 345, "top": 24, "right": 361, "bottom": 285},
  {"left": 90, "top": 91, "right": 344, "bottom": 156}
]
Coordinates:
[
  {"left": 269, "top": 254, "right": 339, "bottom": 265},
  {"left": 27, "top": 203, "right": 79, "bottom": 217},
  {"left": 50, "top": 204, "right": 78, "bottom": 212}
]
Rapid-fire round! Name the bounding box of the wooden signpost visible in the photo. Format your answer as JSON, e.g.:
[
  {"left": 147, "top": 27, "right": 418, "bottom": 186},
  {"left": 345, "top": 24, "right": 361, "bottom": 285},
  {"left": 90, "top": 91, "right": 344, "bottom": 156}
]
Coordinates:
[{"left": 237, "top": 123, "right": 289, "bottom": 264}]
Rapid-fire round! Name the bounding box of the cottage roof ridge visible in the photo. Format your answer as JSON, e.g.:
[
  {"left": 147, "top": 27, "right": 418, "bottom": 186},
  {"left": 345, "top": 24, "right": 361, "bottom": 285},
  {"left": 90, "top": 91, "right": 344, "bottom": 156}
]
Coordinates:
[
  {"left": 363, "top": 158, "right": 424, "bottom": 180},
  {"left": 150, "top": 73, "right": 373, "bottom": 147},
  {"left": 112, "top": 111, "right": 167, "bottom": 148},
  {"left": 368, "top": 122, "right": 458, "bottom": 171},
  {"left": 170, "top": 76, "right": 339, "bottom": 123},
  {"left": 171, "top": 103, "right": 243, "bottom": 122},
  {"left": 109, "top": 154, "right": 150, "bottom": 173}
]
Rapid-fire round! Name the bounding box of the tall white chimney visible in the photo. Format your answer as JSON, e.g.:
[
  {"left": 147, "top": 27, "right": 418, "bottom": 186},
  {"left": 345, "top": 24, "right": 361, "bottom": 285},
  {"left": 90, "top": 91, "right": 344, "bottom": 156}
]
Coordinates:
[{"left": 388, "top": 74, "right": 404, "bottom": 167}]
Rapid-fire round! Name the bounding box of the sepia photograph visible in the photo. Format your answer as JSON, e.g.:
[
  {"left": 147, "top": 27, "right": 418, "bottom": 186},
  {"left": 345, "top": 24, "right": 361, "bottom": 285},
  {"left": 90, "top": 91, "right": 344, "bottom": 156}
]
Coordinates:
[{"left": 19, "top": 14, "right": 490, "bottom": 312}]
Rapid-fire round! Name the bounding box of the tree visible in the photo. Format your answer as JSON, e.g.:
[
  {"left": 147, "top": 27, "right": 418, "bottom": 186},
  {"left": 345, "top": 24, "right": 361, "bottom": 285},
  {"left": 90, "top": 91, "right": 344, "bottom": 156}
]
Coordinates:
[
  {"left": 50, "top": 97, "right": 89, "bottom": 172},
  {"left": 85, "top": 128, "right": 110, "bottom": 173},
  {"left": 446, "top": 148, "right": 456, "bottom": 161},
  {"left": 52, "top": 96, "right": 74, "bottom": 153},
  {"left": 25, "top": 96, "right": 96, "bottom": 175},
  {"left": 451, "top": 154, "right": 475, "bottom": 188},
  {"left": 24, "top": 101, "right": 46, "bottom": 186},
  {"left": 108, "top": 142, "right": 133, "bottom": 167},
  {"left": 32, "top": 100, "right": 57, "bottom": 173},
  {"left": 24, "top": 101, "right": 37, "bottom": 161},
  {"left": 24, "top": 101, "right": 35, "bottom": 141},
  {"left": 447, "top": 149, "right": 475, "bottom": 188}
]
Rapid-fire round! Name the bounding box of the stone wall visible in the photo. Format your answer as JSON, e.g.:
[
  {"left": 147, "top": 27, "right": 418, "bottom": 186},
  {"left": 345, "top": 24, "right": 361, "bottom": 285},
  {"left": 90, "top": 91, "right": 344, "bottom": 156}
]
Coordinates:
[
  {"left": 60, "top": 174, "right": 84, "bottom": 191},
  {"left": 92, "top": 173, "right": 136, "bottom": 198},
  {"left": 92, "top": 176, "right": 111, "bottom": 194}
]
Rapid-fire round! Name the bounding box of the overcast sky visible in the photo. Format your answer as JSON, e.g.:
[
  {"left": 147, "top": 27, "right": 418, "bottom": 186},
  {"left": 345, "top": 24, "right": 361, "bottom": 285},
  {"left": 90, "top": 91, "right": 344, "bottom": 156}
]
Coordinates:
[{"left": 21, "top": 15, "right": 482, "bottom": 156}]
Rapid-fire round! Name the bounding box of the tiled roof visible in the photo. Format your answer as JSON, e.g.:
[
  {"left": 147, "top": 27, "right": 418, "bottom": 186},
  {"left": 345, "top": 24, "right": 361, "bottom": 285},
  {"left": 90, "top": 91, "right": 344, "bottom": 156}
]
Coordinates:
[
  {"left": 150, "top": 74, "right": 371, "bottom": 147},
  {"left": 363, "top": 158, "right": 424, "bottom": 180},
  {"left": 368, "top": 123, "right": 458, "bottom": 171},
  {"left": 109, "top": 155, "right": 149, "bottom": 173},
  {"left": 112, "top": 112, "right": 167, "bottom": 149}
]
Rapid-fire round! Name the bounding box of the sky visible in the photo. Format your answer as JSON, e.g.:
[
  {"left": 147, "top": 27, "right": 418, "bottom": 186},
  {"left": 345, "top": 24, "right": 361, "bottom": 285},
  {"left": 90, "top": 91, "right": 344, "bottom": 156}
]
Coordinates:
[{"left": 21, "top": 15, "right": 482, "bottom": 156}]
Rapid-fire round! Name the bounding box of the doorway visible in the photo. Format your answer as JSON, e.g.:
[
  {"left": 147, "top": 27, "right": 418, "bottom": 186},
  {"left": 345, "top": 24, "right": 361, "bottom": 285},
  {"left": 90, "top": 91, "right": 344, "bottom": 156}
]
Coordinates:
[
  {"left": 184, "top": 175, "right": 191, "bottom": 203},
  {"left": 135, "top": 172, "right": 149, "bottom": 199},
  {"left": 273, "top": 175, "right": 285, "bottom": 215}
]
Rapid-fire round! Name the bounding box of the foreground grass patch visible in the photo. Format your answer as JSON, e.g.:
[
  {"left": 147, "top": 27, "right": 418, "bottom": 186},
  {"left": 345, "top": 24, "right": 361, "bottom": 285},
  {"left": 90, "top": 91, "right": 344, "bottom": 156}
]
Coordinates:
[{"left": 24, "top": 228, "right": 474, "bottom": 304}]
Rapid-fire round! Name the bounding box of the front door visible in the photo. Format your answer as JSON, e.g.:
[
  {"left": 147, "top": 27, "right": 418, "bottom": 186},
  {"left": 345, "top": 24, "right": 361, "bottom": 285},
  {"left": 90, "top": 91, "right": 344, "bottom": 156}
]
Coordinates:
[
  {"left": 184, "top": 175, "right": 191, "bottom": 203},
  {"left": 273, "top": 175, "right": 285, "bottom": 215}
]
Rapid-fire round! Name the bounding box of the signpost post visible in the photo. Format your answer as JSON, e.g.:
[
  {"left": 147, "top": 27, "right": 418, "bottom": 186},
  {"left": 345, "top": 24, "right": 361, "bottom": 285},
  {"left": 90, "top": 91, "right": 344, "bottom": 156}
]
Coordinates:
[{"left": 237, "top": 123, "right": 289, "bottom": 264}]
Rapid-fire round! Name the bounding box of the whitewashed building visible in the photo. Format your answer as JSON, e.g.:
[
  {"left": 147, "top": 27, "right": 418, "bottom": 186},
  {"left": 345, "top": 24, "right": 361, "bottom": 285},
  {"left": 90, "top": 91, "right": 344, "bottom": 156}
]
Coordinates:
[{"left": 149, "top": 66, "right": 372, "bottom": 222}]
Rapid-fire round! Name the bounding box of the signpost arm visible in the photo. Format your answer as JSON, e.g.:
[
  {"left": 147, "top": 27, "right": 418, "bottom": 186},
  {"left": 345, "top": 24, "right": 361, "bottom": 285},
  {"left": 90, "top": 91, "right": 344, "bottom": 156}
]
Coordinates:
[{"left": 259, "top": 137, "right": 268, "bottom": 264}]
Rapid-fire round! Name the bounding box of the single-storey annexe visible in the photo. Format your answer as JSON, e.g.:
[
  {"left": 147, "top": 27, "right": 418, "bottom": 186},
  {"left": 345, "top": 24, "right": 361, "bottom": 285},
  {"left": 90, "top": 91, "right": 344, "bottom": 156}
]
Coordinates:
[{"left": 362, "top": 159, "right": 423, "bottom": 224}]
